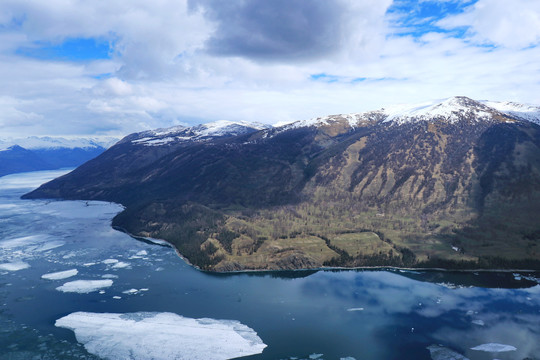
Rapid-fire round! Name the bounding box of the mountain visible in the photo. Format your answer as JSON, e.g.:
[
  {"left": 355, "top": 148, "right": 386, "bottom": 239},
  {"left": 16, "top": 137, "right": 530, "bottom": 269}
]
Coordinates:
[
  {"left": 24, "top": 98, "right": 540, "bottom": 271},
  {"left": 0, "top": 136, "right": 118, "bottom": 177}
]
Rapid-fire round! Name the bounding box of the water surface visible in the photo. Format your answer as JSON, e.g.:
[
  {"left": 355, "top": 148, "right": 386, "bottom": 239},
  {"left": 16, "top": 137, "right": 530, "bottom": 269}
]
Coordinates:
[{"left": 1, "top": 170, "right": 539, "bottom": 360}]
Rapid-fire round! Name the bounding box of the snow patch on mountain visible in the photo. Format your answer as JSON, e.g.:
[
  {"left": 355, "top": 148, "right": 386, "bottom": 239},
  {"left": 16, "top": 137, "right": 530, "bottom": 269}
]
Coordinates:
[
  {"left": 381, "top": 96, "right": 499, "bottom": 124},
  {"left": 131, "top": 120, "right": 272, "bottom": 146},
  {"left": 481, "top": 100, "right": 540, "bottom": 125}
]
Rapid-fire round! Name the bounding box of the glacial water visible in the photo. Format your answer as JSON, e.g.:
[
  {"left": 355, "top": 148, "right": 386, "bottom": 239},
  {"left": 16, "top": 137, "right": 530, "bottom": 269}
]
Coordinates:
[{"left": 0, "top": 170, "right": 539, "bottom": 360}]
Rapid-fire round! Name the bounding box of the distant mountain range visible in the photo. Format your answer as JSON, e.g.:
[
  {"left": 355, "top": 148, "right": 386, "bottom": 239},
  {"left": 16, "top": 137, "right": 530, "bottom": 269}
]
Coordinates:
[
  {"left": 0, "top": 136, "right": 118, "bottom": 177},
  {"left": 24, "top": 97, "right": 540, "bottom": 271}
]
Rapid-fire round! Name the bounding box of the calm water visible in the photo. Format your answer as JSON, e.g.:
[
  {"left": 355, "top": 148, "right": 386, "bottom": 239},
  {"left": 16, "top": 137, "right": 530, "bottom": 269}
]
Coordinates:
[{"left": 1, "top": 170, "right": 539, "bottom": 360}]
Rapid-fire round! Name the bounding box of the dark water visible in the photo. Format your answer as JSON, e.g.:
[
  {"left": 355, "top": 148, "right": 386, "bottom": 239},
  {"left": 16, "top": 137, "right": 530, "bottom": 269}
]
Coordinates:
[{"left": 0, "top": 170, "right": 539, "bottom": 360}]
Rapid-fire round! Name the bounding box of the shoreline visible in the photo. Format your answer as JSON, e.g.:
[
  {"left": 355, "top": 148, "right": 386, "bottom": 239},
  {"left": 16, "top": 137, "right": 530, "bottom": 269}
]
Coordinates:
[{"left": 112, "top": 226, "right": 539, "bottom": 275}]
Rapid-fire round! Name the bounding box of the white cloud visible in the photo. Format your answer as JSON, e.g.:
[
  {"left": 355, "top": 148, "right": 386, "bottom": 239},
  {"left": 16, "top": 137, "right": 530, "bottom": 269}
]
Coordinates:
[
  {"left": 438, "top": 0, "right": 540, "bottom": 48},
  {"left": 0, "top": 0, "right": 539, "bottom": 137}
]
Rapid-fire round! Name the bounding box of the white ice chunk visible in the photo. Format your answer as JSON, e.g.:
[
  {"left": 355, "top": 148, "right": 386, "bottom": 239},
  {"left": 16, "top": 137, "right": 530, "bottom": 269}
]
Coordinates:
[
  {"left": 55, "top": 311, "right": 267, "bottom": 360},
  {"left": 471, "top": 320, "right": 485, "bottom": 326},
  {"left": 135, "top": 250, "right": 148, "bottom": 256},
  {"left": 347, "top": 308, "right": 364, "bottom": 312},
  {"left": 56, "top": 280, "right": 113, "bottom": 293},
  {"left": 111, "top": 261, "right": 130, "bottom": 269},
  {"left": 309, "top": 354, "right": 324, "bottom": 359},
  {"left": 427, "top": 345, "right": 469, "bottom": 360},
  {"left": 470, "top": 343, "right": 517, "bottom": 352},
  {"left": 0, "top": 261, "right": 30, "bottom": 271},
  {"left": 101, "top": 274, "right": 118, "bottom": 279},
  {"left": 122, "top": 288, "right": 139, "bottom": 295},
  {"left": 42, "top": 269, "right": 78, "bottom": 280},
  {"left": 102, "top": 259, "right": 119, "bottom": 264}
]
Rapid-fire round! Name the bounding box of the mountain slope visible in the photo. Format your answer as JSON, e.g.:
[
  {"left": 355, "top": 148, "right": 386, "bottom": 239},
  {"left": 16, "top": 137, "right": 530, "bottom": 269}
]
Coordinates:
[{"left": 24, "top": 98, "right": 540, "bottom": 271}]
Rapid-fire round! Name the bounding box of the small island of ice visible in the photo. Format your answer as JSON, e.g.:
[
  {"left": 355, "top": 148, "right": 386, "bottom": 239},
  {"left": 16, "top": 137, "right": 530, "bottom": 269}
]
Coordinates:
[
  {"left": 471, "top": 343, "right": 517, "bottom": 352},
  {"left": 42, "top": 269, "right": 78, "bottom": 280},
  {"left": 0, "top": 261, "right": 30, "bottom": 271},
  {"left": 55, "top": 311, "right": 267, "bottom": 360},
  {"left": 56, "top": 279, "right": 113, "bottom": 293}
]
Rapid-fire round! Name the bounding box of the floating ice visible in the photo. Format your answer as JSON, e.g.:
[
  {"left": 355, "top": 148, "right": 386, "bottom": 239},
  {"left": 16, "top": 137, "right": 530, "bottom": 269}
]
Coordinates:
[
  {"left": 56, "top": 280, "right": 113, "bottom": 293},
  {"left": 101, "top": 274, "right": 118, "bottom": 279},
  {"left": 471, "top": 319, "right": 485, "bottom": 326},
  {"left": 346, "top": 308, "right": 364, "bottom": 312},
  {"left": 470, "top": 343, "right": 517, "bottom": 352},
  {"left": 112, "top": 296, "right": 121, "bottom": 300},
  {"left": 309, "top": 354, "right": 324, "bottom": 359},
  {"left": 41, "top": 269, "right": 78, "bottom": 280},
  {"left": 102, "top": 259, "right": 119, "bottom": 264},
  {"left": 136, "top": 250, "right": 148, "bottom": 256},
  {"left": 0, "top": 261, "right": 30, "bottom": 271},
  {"left": 111, "top": 261, "right": 130, "bottom": 269},
  {"left": 427, "top": 345, "right": 469, "bottom": 360},
  {"left": 55, "top": 311, "right": 267, "bottom": 360}
]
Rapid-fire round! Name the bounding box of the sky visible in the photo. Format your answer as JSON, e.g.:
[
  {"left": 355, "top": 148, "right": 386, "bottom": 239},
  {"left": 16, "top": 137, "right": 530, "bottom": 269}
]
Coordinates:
[{"left": 1, "top": 0, "right": 539, "bottom": 137}]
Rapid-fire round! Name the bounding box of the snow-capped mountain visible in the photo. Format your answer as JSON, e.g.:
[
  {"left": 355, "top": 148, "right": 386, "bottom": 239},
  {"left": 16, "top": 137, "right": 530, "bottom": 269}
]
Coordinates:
[
  {"left": 282, "top": 96, "right": 540, "bottom": 130},
  {"left": 0, "top": 136, "right": 119, "bottom": 177},
  {"left": 480, "top": 100, "right": 540, "bottom": 125},
  {"left": 127, "top": 120, "right": 272, "bottom": 147},
  {"left": 0, "top": 136, "right": 118, "bottom": 151},
  {"left": 26, "top": 96, "right": 540, "bottom": 271}
]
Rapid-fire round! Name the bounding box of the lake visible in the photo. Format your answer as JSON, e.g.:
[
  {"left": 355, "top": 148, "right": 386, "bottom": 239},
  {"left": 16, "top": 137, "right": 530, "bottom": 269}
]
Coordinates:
[{"left": 1, "top": 170, "right": 539, "bottom": 360}]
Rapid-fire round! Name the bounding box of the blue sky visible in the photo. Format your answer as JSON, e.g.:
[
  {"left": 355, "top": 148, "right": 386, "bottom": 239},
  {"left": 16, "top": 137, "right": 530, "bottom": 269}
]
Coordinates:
[{"left": 0, "top": 0, "right": 539, "bottom": 137}]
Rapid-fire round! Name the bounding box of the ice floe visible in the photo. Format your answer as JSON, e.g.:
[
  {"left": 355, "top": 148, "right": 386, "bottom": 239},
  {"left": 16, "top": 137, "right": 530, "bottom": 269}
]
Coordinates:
[
  {"left": 111, "top": 261, "right": 130, "bottom": 269},
  {"left": 471, "top": 319, "right": 484, "bottom": 326},
  {"left": 41, "top": 269, "right": 78, "bottom": 280},
  {"left": 0, "top": 261, "right": 30, "bottom": 271},
  {"left": 346, "top": 308, "right": 364, "bottom": 312},
  {"left": 102, "top": 259, "right": 119, "bottom": 264},
  {"left": 122, "top": 288, "right": 149, "bottom": 295},
  {"left": 427, "top": 345, "right": 469, "bottom": 360},
  {"left": 56, "top": 280, "right": 113, "bottom": 293},
  {"left": 470, "top": 343, "right": 517, "bottom": 352},
  {"left": 101, "top": 274, "right": 118, "bottom": 279},
  {"left": 55, "top": 311, "right": 267, "bottom": 360}
]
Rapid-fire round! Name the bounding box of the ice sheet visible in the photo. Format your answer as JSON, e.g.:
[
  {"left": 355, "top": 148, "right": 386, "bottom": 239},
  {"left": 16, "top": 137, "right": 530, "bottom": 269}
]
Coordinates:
[
  {"left": 56, "top": 279, "right": 113, "bottom": 293},
  {"left": 42, "top": 269, "right": 78, "bottom": 280},
  {"left": 55, "top": 311, "right": 267, "bottom": 360}
]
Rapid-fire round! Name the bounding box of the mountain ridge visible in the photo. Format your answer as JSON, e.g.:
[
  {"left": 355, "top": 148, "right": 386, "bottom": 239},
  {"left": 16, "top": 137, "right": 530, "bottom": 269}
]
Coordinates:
[
  {"left": 0, "top": 136, "right": 119, "bottom": 177},
  {"left": 23, "top": 97, "right": 540, "bottom": 271}
]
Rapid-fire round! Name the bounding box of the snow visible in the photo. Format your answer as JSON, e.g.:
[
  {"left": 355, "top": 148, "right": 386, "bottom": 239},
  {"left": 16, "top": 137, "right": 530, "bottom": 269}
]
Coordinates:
[
  {"left": 55, "top": 311, "right": 267, "bottom": 360},
  {"left": 42, "top": 269, "right": 78, "bottom": 280},
  {"left": 481, "top": 100, "right": 540, "bottom": 125},
  {"left": 130, "top": 120, "right": 271, "bottom": 147},
  {"left": 470, "top": 343, "right": 517, "bottom": 352},
  {"left": 56, "top": 280, "right": 113, "bottom": 293},
  {"left": 382, "top": 96, "right": 496, "bottom": 125},
  {"left": 427, "top": 345, "right": 469, "bottom": 360},
  {"left": 0, "top": 261, "right": 30, "bottom": 271}
]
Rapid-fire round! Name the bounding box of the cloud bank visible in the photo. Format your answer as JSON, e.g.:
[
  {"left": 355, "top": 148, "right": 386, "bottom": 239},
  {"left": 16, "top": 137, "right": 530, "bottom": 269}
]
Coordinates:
[{"left": 0, "top": 0, "right": 539, "bottom": 137}]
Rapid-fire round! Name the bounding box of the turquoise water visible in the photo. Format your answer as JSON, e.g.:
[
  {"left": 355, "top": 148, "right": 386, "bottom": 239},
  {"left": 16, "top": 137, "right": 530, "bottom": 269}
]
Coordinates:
[{"left": 1, "top": 170, "right": 539, "bottom": 360}]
